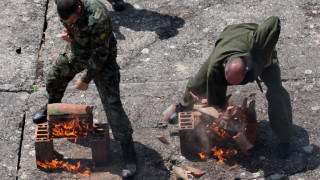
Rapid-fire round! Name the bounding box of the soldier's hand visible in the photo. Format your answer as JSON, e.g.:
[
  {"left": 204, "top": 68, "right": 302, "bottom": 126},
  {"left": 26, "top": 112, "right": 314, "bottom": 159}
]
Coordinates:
[
  {"left": 61, "top": 28, "right": 73, "bottom": 42},
  {"left": 76, "top": 78, "right": 88, "bottom": 90}
]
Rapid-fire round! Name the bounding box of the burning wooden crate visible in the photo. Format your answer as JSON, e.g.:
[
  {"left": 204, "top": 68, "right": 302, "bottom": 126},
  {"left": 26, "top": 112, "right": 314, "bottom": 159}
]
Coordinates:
[
  {"left": 35, "top": 103, "right": 111, "bottom": 170},
  {"left": 178, "top": 97, "right": 258, "bottom": 160}
]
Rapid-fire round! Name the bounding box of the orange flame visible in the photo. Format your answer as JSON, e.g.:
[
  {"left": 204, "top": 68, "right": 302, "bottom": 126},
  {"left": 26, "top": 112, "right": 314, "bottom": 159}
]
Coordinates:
[
  {"left": 37, "top": 159, "right": 91, "bottom": 176},
  {"left": 211, "top": 124, "right": 228, "bottom": 138},
  {"left": 198, "top": 152, "right": 209, "bottom": 159},
  {"left": 211, "top": 147, "right": 237, "bottom": 162},
  {"left": 51, "top": 114, "right": 92, "bottom": 139}
]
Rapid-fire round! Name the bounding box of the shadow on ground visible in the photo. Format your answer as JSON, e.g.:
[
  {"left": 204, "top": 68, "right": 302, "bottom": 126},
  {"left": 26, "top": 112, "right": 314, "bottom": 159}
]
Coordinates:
[
  {"left": 224, "top": 121, "right": 320, "bottom": 178},
  {"left": 54, "top": 138, "right": 171, "bottom": 179},
  {"left": 110, "top": 3, "right": 185, "bottom": 40}
]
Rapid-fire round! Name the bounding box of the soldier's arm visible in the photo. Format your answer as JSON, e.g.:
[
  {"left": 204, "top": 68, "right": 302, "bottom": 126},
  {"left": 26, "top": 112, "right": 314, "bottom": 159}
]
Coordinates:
[
  {"left": 207, "top": 65, "right": 228, "bottom": 108},
  {"left": 253, "top": 16, "right": 281, "bottom": 65},
  {"left": 81, "top": 10, "right": 112, "bottom": 84}
]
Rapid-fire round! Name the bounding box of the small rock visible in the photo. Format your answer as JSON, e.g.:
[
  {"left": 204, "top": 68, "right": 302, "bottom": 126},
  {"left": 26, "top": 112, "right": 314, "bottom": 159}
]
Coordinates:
[
  {"left": 311, "top": 106, "right": 320, "bottom": 111},
  {"left": 142, "top": 58, "right": 150, "bottom": 62},
  {"left": 226, "top": 18, "right": 235, "bottom": 25},
  {"left": 141, "top": 48, "right": 149, "bottom": 54},
  {"left": 203, "top": 28, "right": 209, "bottom": 33},
  {"left": 270, "top": 173, "right": 285, "bottom": 180},
  {"left": 20, "top": 172, "right": 28, "bottom": 179},
  {"left": 304, "top": 69, "right": 312, "bottom": 75},
  {"left": 302, "top": 145, "right": 314, "bottom": 154},
  {"left": 252, "top": 172, "right": 260, "bottom": 178},
  {"left": 133, "top": 4, "right": 142, "bottom": 10}
]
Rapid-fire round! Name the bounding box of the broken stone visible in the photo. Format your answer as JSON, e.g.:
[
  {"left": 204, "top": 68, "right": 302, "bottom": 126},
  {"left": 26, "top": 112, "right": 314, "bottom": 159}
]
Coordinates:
[
  {"left": 185, "top": 166, "right": 206, "bottom": 177},
  {"left": 141, "top": 48, "right": 149, "bottom": 54},
  {"left": 304, "top": 69, "right": 312, "bottom": 75},
  {"left": 157, "top": 135, "right": 170, "bottom": 145},
  {"left": 172, "top": 166, "right": 193, "bottom": 180}
]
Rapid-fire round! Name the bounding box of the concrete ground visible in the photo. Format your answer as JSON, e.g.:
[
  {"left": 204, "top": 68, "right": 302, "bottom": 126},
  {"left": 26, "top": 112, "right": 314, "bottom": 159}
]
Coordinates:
[{"left": 0, "top": 0, "right": 319, "bottom": 179}]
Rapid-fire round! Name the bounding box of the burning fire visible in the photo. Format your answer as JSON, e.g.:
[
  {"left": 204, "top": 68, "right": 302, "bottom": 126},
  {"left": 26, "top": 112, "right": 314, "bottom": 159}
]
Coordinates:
[
  {"left": 211, "top": 147, "right": 237, "bottom": 162},
  {"left": 50, "top": 114, "right": 92, "bottom": 141},
  {"left": 37, "top": 159, "right": 91, "bottom": 176},
  {"left": 198, "top": 147, "right": 237, "bottom": 162},
  {"left": 199, "top": 123, "right": 238, "bottom": 162},
  {"left": 211, "top": 124, "right": 228, "bottom": 138},
  {"left": 198, "top": 152, "right": 209, "bottom": 159}
]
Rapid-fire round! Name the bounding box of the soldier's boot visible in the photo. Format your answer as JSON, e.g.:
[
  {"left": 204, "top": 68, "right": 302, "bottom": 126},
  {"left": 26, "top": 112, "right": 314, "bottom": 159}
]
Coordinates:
[
  {"left": 277, "top": 143, "right": 291, "bottom": 159},
  {"left": 33, "top": 104, "right": 48, "bottom": 124},
  {"left": 33, "top": 100, "right": 59, "bottom": 124},
  {"left": 168, "top": 103, "right": 184, "bottom": 124},
  {"left": 121, "top": 138, "right": 137, "bottom": 178},
  {"left": 108, "top": 0, "right": 125, "bottom": 11}
]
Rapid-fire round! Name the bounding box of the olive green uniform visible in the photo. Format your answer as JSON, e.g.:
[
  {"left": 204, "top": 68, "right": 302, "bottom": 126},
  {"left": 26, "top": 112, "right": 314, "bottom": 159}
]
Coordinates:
[
  {"left": 180, "top": 16, "right": 292, "bottom": 143},
  {"left": 48, "top": 0, "right": 133, "bottom": 143}
]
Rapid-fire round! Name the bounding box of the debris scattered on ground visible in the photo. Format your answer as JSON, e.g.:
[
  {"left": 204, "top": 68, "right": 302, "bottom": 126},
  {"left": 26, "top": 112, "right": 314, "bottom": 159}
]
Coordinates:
[
  {"left": 157, "top": 135, "right": 170, "bottom": 145},
  {"left": 156, "top": 122, "right": 168, "bottom": 129},
  {"left": 228, "top": 164, "right": 239, "bottom": 171},
  {"left": 185, "top": 166, "right": 206, "bottom": 177},
  {"left": 172, "top": 165, "right": 193, "bottom": 180}
]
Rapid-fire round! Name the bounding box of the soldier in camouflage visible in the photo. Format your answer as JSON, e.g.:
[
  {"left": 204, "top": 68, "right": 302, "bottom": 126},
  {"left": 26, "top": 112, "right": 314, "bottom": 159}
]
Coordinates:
[{"left": 33, "top": 0, "right": 136, "bottom": 177}]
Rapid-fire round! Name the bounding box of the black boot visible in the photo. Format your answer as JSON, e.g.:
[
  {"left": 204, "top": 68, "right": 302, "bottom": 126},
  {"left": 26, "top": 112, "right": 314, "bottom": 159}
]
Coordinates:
[
  {"left": 121, "top": 139, "right": 137, "bottom": 178},
  {"left": 168, "top": 103, "right": 184, "bottom": 124},
  {"left": 108, "top": 0, "right": 125, "bottom": 11},
  {"left": 277, "top": 143, "right": 291, "bottom": 159},
  {"left": 33, "top": 104, "right": 48, "bottom": 124}
]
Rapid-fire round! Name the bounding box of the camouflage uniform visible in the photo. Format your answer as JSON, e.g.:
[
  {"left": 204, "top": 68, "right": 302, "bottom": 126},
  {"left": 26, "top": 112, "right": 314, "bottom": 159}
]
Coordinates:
[
  {"left": 180, "top": 16, "right": 292, "bottom": 143},
  {"left": 49, "top": 0, "right": 133, "bottom": 143}
]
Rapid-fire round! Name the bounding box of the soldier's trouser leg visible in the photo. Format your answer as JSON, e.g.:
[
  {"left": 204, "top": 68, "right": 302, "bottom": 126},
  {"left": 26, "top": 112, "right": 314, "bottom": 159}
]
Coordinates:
[
  {"left": 179, "top": 58, "right": 210, "bottom": 108},
  {"left": 46, "top": 51, "right": 85, "bottom": 102},
  {"left": 259, "top": 58, "right": 292, "bottom": 143},
  {"left": 93, "top": 63, "right": 133, "bottom": 144}
]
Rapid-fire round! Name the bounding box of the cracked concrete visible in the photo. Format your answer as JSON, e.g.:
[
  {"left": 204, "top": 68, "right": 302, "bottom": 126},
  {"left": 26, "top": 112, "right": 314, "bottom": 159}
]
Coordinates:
[{"left": 0, "top": 0, "right": 319, "bottom": 179}]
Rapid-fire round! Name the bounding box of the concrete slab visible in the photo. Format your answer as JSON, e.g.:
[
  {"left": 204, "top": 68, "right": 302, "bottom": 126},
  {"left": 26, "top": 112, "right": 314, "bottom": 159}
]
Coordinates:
[
  {"left": 0, "top": 92, "right": 28, "bottom": 179},
  {"left": 0, "top": 0, "right": 46, "bottom": 91}
]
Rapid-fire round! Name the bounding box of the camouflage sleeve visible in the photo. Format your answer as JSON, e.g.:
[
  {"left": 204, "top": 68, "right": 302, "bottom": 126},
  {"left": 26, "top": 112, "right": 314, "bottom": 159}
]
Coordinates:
[{"left": 81, "top": 8, "right": 112, "bottom": 84}]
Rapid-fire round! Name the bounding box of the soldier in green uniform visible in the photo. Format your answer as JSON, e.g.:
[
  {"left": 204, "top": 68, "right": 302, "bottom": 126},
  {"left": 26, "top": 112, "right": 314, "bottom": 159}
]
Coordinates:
[
  {"left": 32, "top": 0, "right": 136, "bottom": 177},
  {"left": 169, "top": 16, "right": 292, "bottom": 159}
]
